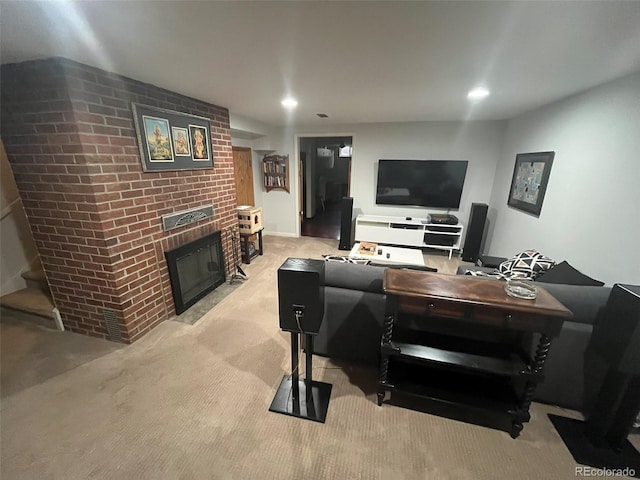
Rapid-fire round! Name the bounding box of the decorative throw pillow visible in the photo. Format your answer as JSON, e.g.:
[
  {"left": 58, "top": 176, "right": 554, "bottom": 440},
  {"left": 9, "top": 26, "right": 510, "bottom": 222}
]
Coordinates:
[
  {"left": 536, "top": 261, "right": 604, "bottom": 286},
  {"left": 498, "top": 250, "right": 556, "bottom": 280},
  {"left": 322, "top": 255, "right": 371, "bottom": 265}
]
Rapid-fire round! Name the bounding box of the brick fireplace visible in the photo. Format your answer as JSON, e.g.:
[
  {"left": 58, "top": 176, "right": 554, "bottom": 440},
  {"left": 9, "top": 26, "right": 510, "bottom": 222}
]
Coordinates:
[{"left": 1, "top": 58, "right": 238, "bottom": 343}]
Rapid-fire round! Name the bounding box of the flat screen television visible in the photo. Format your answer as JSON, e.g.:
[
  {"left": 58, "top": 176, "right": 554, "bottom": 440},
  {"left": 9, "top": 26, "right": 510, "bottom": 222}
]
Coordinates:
[{"left": 376, "top": 159, "right": 468, "bottom": 208}]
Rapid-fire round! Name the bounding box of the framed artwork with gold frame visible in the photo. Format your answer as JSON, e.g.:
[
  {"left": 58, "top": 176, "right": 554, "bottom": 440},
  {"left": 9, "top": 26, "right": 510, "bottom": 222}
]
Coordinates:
[
  {"left": 171, "top": 126, "right": 191, "bottom": 157},
  {"left": 189, "top": 125, "right": 211, "bottom": 161}
]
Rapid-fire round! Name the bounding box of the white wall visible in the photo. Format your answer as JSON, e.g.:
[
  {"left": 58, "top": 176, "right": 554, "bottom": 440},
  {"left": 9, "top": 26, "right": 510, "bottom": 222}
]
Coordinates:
[
  {"left": 265, "top": 121, "right": 505, "bottom": 238},
  {"left": 1, "top": 140, "right": 38, "bottom": 294},
  {"left": 229, "top": 115, "right": 303, "bottom": 236},
  {"left": 230, "top": 114, "right": 278, "bottom": 213},
  {"left": 1, "top": 213, "right": 31, "bottom": 294},
  {"left": 229, "top": 113, "right": 271, "bottom": 140},
  {"left": 486, "top": 71, "right": 640, "bottom": 285},
  {"left": 246, "top": 127, "right": 301, "bottom": 236}
]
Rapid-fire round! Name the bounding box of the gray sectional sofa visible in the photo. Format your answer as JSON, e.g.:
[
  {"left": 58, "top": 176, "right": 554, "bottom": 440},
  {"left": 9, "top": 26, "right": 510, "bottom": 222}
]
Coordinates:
[
  {"left": 314, "top": 261, "right": 612, "bottom": 412},
  {"left": 315, "top": 262, "right": 387, "bottom": 365},
  {"left": 455, "top": 264, "right": 611, "bottom": 411}
]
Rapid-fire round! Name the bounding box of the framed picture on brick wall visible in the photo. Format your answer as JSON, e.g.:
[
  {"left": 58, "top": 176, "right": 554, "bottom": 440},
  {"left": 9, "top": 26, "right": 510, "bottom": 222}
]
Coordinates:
[
  {"left": 142, "top": 116, "right": 174, "bottom": 162},
  {"left": 132, "top": 103, "right": 214, "bottom": 171},
  {"left": 189, "top": 125, "right": 211, "bottom": 161},
  {"left": 171, "top": 127, "right": 191, "bottom": 157}
]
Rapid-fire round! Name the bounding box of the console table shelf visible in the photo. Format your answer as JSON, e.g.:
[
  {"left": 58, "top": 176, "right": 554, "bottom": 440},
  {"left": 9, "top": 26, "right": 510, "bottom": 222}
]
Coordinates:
[
  {"left": 378, "top": 269, "right": 572, "bottom": 438},
  {"left": 387, "top": 360, "right": 522, "bottom": 416},
  {"left": 355, "top": 214, "right": 463, "bottom": 259},
  {"left": 386, "top": 341, "right": 531, "bottom": 378}
]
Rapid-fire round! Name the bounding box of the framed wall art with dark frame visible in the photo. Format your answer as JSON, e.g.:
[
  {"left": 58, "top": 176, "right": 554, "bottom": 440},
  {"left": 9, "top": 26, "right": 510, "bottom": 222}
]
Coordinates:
[
  {"left": 507, "top": 151, "right": 555, "bottom": 216},
  {"left": 132, "top": 103, "right": 214, "bottom": 172}
]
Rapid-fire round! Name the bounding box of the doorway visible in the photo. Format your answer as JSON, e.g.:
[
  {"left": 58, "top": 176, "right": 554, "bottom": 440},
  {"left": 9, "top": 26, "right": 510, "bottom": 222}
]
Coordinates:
[{"left": 298, "top": 136, "right": 352, "bottom": 240}]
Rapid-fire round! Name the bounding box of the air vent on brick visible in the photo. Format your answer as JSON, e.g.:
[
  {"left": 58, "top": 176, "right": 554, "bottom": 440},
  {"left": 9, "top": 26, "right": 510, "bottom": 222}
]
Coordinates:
[{"left": 103, "top": 309, "right": 124, "bottom": 343}]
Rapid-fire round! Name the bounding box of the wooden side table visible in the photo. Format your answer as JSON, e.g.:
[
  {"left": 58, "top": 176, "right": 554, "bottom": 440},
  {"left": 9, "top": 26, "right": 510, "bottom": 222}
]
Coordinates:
[
  {"left": 379, "top": 270, "right": 572, "bottom": 438},
  {"left": 240, "top": 228, "right": 264, "bottom": 264}
]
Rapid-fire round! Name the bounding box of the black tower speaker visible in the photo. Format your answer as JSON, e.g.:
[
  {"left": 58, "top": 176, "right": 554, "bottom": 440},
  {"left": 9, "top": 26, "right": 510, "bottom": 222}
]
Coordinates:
[
  {"left": 586, "top": 285, "right": 640, "bottom": 449},
  {"left": 589, "top": 284, "right": 640, "bottom": 374},
  {"left": 461, "top": 203, "right": 488, "bottom": 263},
  {"left": 549, "top": 284, "right": 640, "bottom": 474},
  {"left": 277, "top": 258, "right": 325, "bottom": 334},
  {"left": 338, "top": 197, "right": 354, "bottom": 250}
]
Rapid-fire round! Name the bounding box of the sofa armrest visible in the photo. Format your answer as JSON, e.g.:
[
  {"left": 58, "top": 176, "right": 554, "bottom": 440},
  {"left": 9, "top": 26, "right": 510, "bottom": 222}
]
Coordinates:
[
  {"left": 315, "top": 286, "right": 386, "bottom": 365},
  {"left": 533, "top": 321, "right": 593, "bottom": 410},
  {"left": 537, "top": 284, "right": 611, "bottom": 326},
  {"left": 324, "top": 262, "right": 386, "bottom": 293}
]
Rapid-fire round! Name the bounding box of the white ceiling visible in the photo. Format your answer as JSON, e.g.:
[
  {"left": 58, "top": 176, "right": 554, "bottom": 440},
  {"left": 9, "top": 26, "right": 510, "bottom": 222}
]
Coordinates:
[{"left": 2, "top": 1, "right": 640, "bottom": 127}]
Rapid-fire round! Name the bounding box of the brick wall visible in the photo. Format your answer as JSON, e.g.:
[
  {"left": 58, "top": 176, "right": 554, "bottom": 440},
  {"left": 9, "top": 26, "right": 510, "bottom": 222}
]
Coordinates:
[{"left": 1, "top": 58, "right": 237, "bottom": 342}]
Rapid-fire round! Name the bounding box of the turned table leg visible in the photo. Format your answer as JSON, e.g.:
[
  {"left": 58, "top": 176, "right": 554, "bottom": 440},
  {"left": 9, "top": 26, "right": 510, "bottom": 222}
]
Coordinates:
[
  {"left": 512, "top": 334, "right": 552, "bottom": 438},
  {"left": 378, "top": 296, "right": 398, "bottom": 406}
]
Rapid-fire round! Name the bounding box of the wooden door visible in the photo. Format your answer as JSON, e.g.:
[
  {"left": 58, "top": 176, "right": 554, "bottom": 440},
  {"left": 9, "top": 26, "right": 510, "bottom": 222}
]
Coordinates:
[{"left": 232, "top": 147, "right": 255, "bottom": 206}]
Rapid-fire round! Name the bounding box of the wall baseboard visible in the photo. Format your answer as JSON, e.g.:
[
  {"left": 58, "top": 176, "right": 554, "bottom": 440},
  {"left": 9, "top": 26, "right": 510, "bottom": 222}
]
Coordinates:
[{"left": 263, "top": 231, "right": 297, "bottom": 238}]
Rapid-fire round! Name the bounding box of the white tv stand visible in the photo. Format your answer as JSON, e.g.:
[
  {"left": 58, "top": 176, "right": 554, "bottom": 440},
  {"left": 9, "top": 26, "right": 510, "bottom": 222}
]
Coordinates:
[{"left": 354, "top": 214, "right": 463, "bottom": 259}]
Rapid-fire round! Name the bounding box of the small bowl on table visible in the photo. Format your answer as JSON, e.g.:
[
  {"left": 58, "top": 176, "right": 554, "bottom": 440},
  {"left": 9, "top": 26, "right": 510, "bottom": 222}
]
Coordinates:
[{"left": 505, "top": 278, "right": 538, "bottom": 300}]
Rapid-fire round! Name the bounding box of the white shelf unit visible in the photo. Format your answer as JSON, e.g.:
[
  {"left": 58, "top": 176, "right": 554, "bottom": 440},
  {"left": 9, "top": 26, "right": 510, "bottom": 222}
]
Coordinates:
[{"left": 354, "top": 214, "right": 464, "bottom": 259}]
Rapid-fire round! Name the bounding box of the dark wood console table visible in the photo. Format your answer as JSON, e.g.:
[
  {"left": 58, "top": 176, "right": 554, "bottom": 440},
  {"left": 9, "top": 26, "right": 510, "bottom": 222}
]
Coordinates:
[{"left": 379, "top": 270, "right": 572, "bottom": 438}]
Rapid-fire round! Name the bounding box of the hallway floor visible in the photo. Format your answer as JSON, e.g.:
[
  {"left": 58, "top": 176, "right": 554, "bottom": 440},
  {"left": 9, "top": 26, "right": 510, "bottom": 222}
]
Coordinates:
[{"left": 301, "top": 200, "right": 341, "bottom": 240}]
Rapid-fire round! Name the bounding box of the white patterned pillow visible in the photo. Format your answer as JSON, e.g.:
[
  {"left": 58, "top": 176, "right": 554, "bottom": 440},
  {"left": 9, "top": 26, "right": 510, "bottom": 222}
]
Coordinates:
[{"left": 498, "top": 250, "right": 556, "bottom": 280}]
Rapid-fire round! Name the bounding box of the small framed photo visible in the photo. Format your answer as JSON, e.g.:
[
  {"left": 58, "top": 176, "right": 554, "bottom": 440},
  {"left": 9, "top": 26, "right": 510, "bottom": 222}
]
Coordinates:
[
  {"left": 189, "top": 125, "right": 211, "bottom": 161},
  {"left": 142, "top": 116, "right": 174, "bottom": 162},
  {"left": 507, "top": 151, "right": 555, "bottom": 216},
  {"left": 171, "top": 127, "right": 191, "bottom": 156}
]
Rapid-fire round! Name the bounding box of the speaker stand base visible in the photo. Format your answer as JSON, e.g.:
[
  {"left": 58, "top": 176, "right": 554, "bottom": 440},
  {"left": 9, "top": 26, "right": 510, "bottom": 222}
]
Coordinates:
[
  {"left": 549, "top": 415, "right": 640, "bottom": 477},
  {"left": 269, "top": 375, "right": 332, "bottom": 423}
]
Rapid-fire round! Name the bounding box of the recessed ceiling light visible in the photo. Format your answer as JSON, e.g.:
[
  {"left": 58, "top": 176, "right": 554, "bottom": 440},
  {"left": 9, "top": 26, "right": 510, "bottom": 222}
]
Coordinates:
[
  {"left": 467, "top": 87, "right": 490, "bottom": 101},
  {"left": 316, "top": 113, "right": 328, "bottom": 118},
  {"left": 281, "top": 97, "right": 298, "bottom": 109}
]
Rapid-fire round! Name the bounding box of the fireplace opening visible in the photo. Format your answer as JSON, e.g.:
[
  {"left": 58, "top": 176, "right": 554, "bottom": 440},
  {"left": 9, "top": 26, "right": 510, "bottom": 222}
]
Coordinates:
[{"left": 165, "top": 231, "right": 225, "bottom": 315}]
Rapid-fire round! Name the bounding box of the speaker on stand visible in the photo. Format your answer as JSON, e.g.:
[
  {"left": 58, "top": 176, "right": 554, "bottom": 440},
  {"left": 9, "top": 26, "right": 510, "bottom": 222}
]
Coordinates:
[
  {"left": 269, "top": 258, "right": 332, "bottom": 423},
  {"left": 338, "top": 197, "right": 354, "bottom": 251},
  {"left": 461, "top": 203, "right": 488, "bottom": 263}
]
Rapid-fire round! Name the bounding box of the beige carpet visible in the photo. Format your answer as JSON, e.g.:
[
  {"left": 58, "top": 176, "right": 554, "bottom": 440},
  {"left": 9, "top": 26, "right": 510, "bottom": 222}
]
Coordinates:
[{"left": 1, "top": 236, "right": 637, "bottom": 479}]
